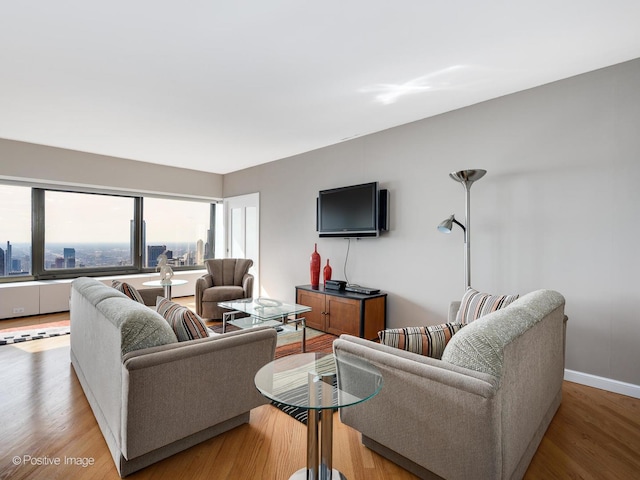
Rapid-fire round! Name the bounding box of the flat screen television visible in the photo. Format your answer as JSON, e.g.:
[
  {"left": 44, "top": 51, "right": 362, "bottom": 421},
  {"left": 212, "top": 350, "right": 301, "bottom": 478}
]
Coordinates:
[{"left": 317, "top": 182, "right": 385, "bottom": 237}]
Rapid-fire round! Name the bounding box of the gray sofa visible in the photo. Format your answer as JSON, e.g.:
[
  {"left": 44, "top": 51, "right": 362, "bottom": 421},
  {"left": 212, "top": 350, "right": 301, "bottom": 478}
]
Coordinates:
[
  {"left": 70, "top": 277, "right": 277, "bottom": 477},
  {"left": 334, "top": 289, "right": 567, "bottom": 480}
]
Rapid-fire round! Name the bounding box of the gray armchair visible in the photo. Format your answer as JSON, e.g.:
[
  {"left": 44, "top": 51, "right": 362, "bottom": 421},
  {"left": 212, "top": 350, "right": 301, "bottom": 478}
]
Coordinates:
[{"left": 195, "top": 258, "right": 254, "bottom": 320}]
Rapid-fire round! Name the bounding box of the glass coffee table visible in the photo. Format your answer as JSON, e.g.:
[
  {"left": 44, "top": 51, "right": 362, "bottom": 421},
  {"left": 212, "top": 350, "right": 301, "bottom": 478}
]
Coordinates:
[
  {"left": 218, "top": 298, "right": 312, "bottom": 352},
  {"left": 254, "top": 352, "right": 383, "bottom": 480}
]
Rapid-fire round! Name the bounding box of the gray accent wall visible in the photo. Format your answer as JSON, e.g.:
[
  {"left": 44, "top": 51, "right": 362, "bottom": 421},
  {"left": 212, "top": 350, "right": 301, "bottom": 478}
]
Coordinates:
[{"left": 223, "top": 58, "right": 640, "bottom": 388}]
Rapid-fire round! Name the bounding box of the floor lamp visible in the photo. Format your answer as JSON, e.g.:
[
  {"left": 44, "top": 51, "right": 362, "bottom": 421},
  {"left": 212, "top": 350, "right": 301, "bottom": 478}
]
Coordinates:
[{"left": 437, "top": 169, "right": 486, "bottom": 290}]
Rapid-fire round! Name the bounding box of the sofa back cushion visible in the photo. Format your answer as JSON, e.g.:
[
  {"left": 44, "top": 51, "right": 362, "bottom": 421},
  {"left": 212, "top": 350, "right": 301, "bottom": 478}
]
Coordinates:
[
  {"left": 92, "top": 295, "right": 179, "bottom": 356},
  {"left": 455, "top": 287, "right": 519, "bottom": 324},
  {"left": 442, "top": 289, "right": 565, "bottom": 378},
  {"left": 205, "top": 258, "right": 253, "bottom": 286}
]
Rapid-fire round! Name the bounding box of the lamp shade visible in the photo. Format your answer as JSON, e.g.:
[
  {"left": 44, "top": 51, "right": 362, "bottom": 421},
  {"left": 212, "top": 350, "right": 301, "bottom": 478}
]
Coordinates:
[
  {"left": 437, "top": 214, "right": 465, "bottom": 234},
  {"left": 437, "top": 215, "right": 454, "bottom": 233}
]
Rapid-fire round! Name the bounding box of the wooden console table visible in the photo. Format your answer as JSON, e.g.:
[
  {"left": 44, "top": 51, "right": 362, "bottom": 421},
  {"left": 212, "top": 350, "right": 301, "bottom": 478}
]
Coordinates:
[{"left": 295, "top": 284, "right": 386, "bottom": 340}]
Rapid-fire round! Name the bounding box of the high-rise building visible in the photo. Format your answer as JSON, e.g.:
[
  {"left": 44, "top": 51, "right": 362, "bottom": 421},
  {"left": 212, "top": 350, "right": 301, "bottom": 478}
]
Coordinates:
[
  {"left": 196, "top": 239, "right": 204, "bottom": 265},
  {"left": 11, "top": 259, "right": 21, "bottom": 273},
  {"left": 5, "top": 241, "right": 12, "bottom": 275},
  {"left": 64, "top": 248, "right": 76, "bottom": 268},
  {"left": 0, "top": 246, "right": 5, "bottom": 276},
  {"left": 147, "top": 245, "right": 166, "bottom": 268}
]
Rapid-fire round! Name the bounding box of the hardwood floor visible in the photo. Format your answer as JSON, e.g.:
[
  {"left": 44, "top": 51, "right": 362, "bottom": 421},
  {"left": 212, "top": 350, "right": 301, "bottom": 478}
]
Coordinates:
[{"left": 1, "top": 306, "right": 639, "bottom": 479}]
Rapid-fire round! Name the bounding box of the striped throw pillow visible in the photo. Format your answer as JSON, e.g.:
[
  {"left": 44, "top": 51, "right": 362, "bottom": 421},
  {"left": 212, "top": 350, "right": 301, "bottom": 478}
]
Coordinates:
[
  {"left": 378, "top": 323, "right": 465, "bottom": 359},
  {"left": 455, "top": 287, "right": 519, "bottom": 325},
  {"left": 156, "top": 297, "right": 209, "bottom": 342},
  {"left": 111, "top": 280, "right": 145, "bottom": 304}
]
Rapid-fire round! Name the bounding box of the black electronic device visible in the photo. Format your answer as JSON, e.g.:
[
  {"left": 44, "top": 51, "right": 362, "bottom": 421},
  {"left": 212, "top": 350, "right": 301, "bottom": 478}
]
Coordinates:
[
  {"left": 317, "top": 182, "right": 389, "bottom": 238},
  {"left": 325, "top": 279, "right": 346, "bottom": 291},
  {"left": 379, "top": 188, "right": 389, "bottom": 231},
  {"left": 344, "top": 285, "right": 380, "bottom": 295}
]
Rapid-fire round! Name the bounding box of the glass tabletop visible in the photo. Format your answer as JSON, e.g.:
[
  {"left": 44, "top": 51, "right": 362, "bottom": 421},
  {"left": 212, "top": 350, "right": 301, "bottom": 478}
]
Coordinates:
[
  {"left": 218, "top": 297, "right": 311, "bottom": 321},
  {"left": 142, "top": 279, "right": 188, "bottom": 287},
  {"left": 254, "top": 352, "right": 383, "bottom": 410}
]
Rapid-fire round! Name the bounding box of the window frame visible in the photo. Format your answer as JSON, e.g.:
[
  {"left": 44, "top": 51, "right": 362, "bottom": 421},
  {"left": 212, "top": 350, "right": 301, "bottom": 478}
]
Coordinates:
[{"left": 0, "top": 182, "right": 219, "bottom": 283}]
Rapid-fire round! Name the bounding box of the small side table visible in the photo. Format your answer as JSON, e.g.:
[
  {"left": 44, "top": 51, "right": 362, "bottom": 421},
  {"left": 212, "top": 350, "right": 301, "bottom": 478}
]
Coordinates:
[
  {"left": 255, "top": 352, "right": 383, "bottom": 480},
  {"left": 142, "top": 279, "right": 188, "bottom": 300}
]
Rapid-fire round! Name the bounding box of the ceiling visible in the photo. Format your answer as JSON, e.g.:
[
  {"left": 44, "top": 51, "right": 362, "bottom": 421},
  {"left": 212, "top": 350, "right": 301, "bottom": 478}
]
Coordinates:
[{"left": 2, "top": 1, "right": 640, "bottom": 175}]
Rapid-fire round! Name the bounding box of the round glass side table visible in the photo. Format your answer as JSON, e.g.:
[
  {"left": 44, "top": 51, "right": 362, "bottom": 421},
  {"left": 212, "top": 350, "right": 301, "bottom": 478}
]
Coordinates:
[
  {"left": 255, "top": 352, "right": 383, "bottom": 480},
  {"left": 142, "top": 279, "right": 188, "bottom": 300}
]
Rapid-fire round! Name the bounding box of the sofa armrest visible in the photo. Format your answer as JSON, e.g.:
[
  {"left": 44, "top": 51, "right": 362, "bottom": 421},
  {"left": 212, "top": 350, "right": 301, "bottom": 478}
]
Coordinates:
[
  {"left": 242, "top": 273, "right": 254, "bottom": 298},
  {"left": 334, "top": 335, "right": 501, "bottom": 480},
  {"left": 138, "top": 287, "right": 164, "bottom": 307},
  {"left": 120, "top": 327, "right": 277, "bottom": 459},
  {"left": 195, "top": 274, "right": 214, "bottom": 315}
]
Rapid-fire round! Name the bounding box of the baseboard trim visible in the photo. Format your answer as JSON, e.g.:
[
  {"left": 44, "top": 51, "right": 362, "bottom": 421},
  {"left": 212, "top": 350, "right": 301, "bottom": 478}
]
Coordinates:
[{"left": 564, "top": 369, "right": 640, "bottom": 399}]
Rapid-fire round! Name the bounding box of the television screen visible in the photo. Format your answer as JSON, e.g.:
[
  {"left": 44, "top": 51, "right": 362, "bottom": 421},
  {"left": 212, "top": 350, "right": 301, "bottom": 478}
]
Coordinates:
[{"left": 317, "top": 182, "right": 379, "bottom": 237}]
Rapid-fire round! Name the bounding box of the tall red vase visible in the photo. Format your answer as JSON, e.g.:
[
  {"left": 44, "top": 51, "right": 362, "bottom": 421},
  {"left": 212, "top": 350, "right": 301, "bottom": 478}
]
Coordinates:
[
  {"left": 323, "top": 259, "right": 332, "bottom": 286},
  {"left": 310, "top": 243, "right": 321, "bottom": 288}
]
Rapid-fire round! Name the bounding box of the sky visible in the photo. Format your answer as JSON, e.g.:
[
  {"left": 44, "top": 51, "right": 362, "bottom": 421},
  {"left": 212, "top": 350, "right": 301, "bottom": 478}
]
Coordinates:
[{"left": 0, "top": 185, "right": 212, "bottom": 245}]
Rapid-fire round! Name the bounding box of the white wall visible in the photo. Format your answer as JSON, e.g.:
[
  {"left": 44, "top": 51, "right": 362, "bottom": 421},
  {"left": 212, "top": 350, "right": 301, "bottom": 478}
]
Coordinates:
[
  {"left": 0, "top": 138, "right": 223, "bottom": 198},
  {"left": 223, "top": 58, "right": 640, "bottom": 390}
]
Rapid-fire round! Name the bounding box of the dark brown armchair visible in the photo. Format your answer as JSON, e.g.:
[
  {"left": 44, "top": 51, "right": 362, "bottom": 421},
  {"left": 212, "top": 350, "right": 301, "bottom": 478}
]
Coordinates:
[{"left": 195, "top": 258, "right": 254, "bottom": 320}]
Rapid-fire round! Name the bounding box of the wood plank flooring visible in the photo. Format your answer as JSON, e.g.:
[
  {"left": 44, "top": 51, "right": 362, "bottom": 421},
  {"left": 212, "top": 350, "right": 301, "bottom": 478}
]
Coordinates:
[{"left": 1, "top": 305, "right": 639, "bottom": 479}]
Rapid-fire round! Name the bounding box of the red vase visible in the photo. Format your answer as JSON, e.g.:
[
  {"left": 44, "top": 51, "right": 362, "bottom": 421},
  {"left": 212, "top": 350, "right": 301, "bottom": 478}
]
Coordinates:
[
  {"left": 323, "top": 259, "right": 332, "bottom": 286},
  {"left": 310, "top": 244, "right": 321, "bottom": 288}
]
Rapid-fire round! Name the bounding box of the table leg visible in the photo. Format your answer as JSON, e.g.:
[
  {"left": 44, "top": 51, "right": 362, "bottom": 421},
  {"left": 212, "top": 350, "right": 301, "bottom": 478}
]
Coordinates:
[
  {"left": 301, "top": 318, "right": 307, "bottom": 353},
  {"left": 221, "top": 311, "right": 236, "bottom": 334},
  {"left": 290, "top": 373, "right": 345, "bottom": 480},
  {"left": 163, "top": 284, "right": 172, "bottom": 300},
  {"left": 320, "top": 376, "right": 333, "bottom": 478},
  {"left": 283, "top": 316, "right": 307, "bottom": 353}
]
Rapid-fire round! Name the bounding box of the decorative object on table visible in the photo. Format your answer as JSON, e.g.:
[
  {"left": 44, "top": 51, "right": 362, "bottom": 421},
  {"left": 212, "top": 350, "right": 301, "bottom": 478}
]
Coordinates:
[
  {"left": 437, "top": 169, "right": 486, "bottom": 289},
  {"left": 310, "top": 243, "right": 321, "bottom": 288},
  {"left": 255, "top": 297, "right": 283, "bottom": 307},
  {"left": 323, "top": 259, "right": 332, "bottom": 286},
  {"left": 156, "top": 253, "right": 174, "bottom": 284}
]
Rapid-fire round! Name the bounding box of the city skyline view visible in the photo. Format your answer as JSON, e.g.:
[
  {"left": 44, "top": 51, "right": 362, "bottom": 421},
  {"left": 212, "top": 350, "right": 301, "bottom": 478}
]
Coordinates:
[
  {"left": 1, "top": 184, "right": 222, "bottom": 277},
  {"left": 1, "top": 240, "right": 210, "bottom": 276}
]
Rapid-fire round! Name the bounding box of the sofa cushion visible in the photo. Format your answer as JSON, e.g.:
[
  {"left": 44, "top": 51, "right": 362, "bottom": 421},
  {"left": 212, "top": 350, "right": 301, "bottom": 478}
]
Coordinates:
[
  {"left": 201, "top": 285, "right": 245, "bottom": 302},
  {"left": 156, "top": 297, "right": 209, "bottom": 341},
  {"left": 378, "top": 323, "right": 465, "bottom": 359},
  {"left": 456, "top": 287, "right": 519, "bottom": 325},
  {"left": 91, "top": 295, "right": 179, "bottom": 355},
  {"left": 111, "top": 280, "right": 145, "bottom": 304}
]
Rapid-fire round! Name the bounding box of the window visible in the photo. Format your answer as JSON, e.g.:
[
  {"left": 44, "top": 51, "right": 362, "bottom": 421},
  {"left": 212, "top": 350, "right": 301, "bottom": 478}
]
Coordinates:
[
  {"left": 143, "top": 197, "right": 216, "bottom": 268},
  {"left": 0, "top": 184, "right": 32, "bottom": 277},
  {"left": 43, "top": 191, "right": 136, "bottom": 271},
  {"left": 0, "top": 182, "right": 220, "bottom": 281}
]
